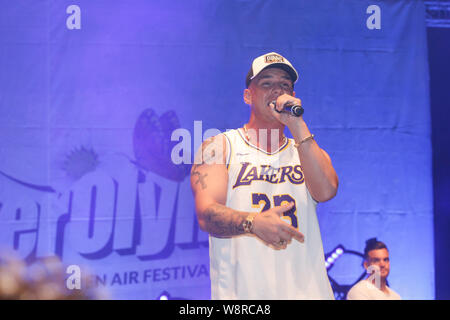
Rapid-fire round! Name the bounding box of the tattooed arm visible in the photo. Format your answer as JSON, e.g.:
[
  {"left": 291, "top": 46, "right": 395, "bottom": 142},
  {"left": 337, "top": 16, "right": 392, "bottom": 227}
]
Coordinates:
[
  {"left": 190, "top": 134, "right": 305, "bottom": 246},
  {"left": 190, "top": 134, "right": 248, "bottom": 237},
  {"left": 199, "top": 203, "right": 249, "bottom": 238}
]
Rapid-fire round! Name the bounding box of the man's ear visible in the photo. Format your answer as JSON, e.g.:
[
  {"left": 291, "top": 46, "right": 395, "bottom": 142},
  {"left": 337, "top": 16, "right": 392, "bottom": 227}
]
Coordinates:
[
  {"left": 293, "top": 91, "right": 296, "bottom": 97},
  {"left": 363, "top": 260, "right": 369, "bottom": 271},
  {"left": 243, "top": 88, "right": 252, "bottom": 105}
]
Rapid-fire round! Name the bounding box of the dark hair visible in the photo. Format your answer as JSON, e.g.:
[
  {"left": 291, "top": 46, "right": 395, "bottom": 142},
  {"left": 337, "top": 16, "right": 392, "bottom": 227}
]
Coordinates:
[{"left": 364, "top": 237, "right": 388, "bottom": 260}]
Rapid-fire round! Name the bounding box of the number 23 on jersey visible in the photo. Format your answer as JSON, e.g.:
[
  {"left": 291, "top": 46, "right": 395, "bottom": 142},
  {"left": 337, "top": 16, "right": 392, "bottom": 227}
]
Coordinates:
[{"left": 251, "top": 193, "right": 299, "bottom": 229}]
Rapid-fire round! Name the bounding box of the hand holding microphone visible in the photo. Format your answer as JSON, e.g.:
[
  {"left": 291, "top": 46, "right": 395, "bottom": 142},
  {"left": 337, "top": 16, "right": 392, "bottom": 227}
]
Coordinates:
[{"left": 269, "top": 100, "right": 304, "bottom": 117}]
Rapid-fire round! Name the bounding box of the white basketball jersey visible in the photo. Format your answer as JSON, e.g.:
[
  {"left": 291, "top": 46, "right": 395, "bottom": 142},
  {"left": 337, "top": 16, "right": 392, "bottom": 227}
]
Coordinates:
[{"left": 209, "top": 128, "right": 334, "bottom": 300}]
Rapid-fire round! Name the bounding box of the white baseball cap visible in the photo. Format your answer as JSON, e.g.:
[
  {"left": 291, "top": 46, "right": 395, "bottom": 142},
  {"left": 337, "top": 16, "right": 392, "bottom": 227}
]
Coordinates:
[{"left": 245, "top": 52, "right": 299, "bottom": 88}]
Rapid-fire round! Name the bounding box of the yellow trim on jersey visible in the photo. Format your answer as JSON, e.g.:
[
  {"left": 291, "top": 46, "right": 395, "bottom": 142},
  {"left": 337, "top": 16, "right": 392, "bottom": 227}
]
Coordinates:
[
  {"left": 237, "top": 128, "right": 290, "bottom": 156},
  {"left": 251, "top": 193, "right": 271, "bottom": 212},
  {"left": 223, "top": 132, "right": 232, "bottom": 170},
  {"left": 252, "top": 200, "right": 265, "bottom": 210},
  {"left": 279, "top": 139, "right": 291, "bottom": 153}
]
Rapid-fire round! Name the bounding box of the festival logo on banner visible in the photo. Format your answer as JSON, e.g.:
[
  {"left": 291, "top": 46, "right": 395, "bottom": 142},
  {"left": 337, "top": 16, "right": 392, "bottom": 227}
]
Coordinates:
[{"left": 0, "top": 109, "right": 209, "bottom": 299}]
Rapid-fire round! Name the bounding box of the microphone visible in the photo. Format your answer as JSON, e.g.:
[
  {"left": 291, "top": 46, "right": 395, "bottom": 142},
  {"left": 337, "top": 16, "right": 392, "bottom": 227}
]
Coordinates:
[{"left": 270, "top": 101, "right": 304, "bottom": 117}]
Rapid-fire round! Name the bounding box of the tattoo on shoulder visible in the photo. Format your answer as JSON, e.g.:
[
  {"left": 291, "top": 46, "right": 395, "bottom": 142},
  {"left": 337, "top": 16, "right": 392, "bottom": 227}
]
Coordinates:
[
  {"left": 192, "top": 170, "right": 208, "bottom": 189},
  {"left": 193, "top": 136, "right": 225, "bottom": 168},
  {"left": 190, "top": 135, "right": 226, "bottom": 190}
]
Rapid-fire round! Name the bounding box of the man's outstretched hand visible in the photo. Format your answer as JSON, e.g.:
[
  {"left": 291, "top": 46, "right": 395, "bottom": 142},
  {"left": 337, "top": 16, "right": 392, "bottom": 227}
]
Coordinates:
[{"left": 252, "top": 202, "right": 305, "bottom": 250}]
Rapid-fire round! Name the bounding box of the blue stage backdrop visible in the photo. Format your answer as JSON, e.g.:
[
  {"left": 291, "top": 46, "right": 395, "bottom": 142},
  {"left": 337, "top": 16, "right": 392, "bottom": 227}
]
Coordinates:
[{"left": 0, "top": 0, "right": 433, "bottom": 299}]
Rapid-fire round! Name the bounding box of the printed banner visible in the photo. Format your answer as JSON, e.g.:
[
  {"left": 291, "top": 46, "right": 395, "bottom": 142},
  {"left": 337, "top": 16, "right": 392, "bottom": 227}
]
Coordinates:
[{"left": 0, "top": 0, "right": 433, "bottom": 299}]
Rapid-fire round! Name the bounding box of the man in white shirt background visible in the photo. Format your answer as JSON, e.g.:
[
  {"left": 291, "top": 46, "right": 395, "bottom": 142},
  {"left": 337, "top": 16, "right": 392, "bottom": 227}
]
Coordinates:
[{"left": 347, "top": 238, "right": 401, "bottom": 300}]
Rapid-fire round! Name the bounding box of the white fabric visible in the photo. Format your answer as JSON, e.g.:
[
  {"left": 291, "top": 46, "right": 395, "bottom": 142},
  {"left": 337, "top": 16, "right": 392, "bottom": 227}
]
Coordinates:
[
  {"left": 347, "top": 279, "right": 402, "bottom": 300},
  {"left": 209, "top": 129, "right": 334, "bottom": 300}
]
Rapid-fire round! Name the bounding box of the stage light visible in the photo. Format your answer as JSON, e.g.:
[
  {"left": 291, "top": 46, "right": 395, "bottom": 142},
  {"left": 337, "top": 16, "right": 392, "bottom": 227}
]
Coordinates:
[
  {"left": 325, "top": 244, "right": 367, "bottom": 300},
  {"left": 324, "top": 245, "right": 347, "bottom": 270},
  {"left": 157, "top": 291, "right": 170, "bottom": 300}
]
